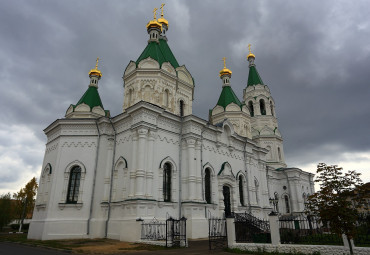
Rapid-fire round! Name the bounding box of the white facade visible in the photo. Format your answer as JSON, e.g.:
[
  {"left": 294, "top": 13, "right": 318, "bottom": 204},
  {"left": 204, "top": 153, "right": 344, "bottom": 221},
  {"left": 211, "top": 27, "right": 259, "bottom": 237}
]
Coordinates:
[{"left": 28, "top": 13, "right": 314, "bottom": 241}]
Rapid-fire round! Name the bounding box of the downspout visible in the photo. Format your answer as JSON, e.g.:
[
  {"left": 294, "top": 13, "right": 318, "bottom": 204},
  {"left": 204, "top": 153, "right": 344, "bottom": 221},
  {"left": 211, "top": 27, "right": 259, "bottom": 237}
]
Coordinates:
[
  {"left": 105, "top": 118, "right": 117, "bottom": 237},
  {"left": 243, "top": 140, "right": 251, "bottom": 213},
  {"left": 87, "top": 119, "right": 101, "bottom": 235},
  {"left": 178, "top": 116, "right": 183, "bottom": 219},
  {"left": 266, "top": 166, "right": 271, "bottom": 202}
]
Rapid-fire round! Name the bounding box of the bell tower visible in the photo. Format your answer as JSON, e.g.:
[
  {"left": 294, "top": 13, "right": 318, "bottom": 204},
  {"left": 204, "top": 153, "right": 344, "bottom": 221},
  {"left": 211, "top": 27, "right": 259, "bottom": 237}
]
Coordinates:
[
  {"left": 122, "top": 6, "right": 194, "bottom": 116},
  {"left": 243, "top": 45, "right": 286, "bottom": 168}
]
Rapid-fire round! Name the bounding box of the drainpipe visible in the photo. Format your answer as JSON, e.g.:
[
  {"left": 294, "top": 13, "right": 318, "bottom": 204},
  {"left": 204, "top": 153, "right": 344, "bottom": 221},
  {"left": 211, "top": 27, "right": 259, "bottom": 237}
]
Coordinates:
[
  {"left": 105, "top": 118, "right": 117, "bottom": 237},
  {"left": 266, "top": 166, "right": 271, "bottom": 203},
  {"left": 178, "top": 116, "right": 183, "bottom": 219},
  {"left": 87, "top": 119, "right": 101, "bottom": 235},
  {"left": 243, "top": 140, "right": 251, "bottom": 213}
]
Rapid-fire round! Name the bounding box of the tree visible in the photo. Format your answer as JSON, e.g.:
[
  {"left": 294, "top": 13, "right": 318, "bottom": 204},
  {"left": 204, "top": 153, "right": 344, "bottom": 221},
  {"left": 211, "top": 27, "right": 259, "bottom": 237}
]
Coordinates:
[
  {"left": 306, "top": 163, "right": 366, "bottom": 255},
  {"left": 13, "top": 177, "right": 38, "bottom": 228},
  {"left": 0, "top": 193, "right": 13, "bottom": 231}
]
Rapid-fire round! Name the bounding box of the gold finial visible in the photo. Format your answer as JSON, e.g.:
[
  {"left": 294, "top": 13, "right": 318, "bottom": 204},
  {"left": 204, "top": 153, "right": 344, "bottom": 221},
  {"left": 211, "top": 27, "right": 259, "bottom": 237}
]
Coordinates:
[
  {"left": 89, "top": 57, "right": 102, "bottom": 78},
  {"left": 160, "top": 3, "right": 165, "bottom": 17},
  {"left": 153, "top": 8, "right": 158, "bottom": 19},
  {"left": 147, "top": 7, "right": 162, "bottom": 31},
  {"left": 247, "top": 44, "right": 255, "bottom": 59},
  {"left": 219, "top": 57, "right": 232, "bottom": 77},
  {"left": 158, "top": 3, "right": 169, "bottom": 28}
]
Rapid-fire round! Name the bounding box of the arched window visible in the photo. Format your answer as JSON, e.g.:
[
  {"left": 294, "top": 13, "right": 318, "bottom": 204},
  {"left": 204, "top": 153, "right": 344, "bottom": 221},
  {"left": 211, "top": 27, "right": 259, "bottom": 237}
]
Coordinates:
[
  {"left": 163, "top": 163, "right": 172, "bottom": 202},
  {"left": 205, "top": 168, "right": 211, "bottom": 204},
  {"left": 270, "top": 101, "right": 274, "bottom": 116},
  {"left": 302, "top": 193, "right": 307, "bottom": 208},
  {"left": 278, "top": 147, "right": 282, "bottom": 161},
  {"left": 284, "top": 195, "right": 290, "bottom": 213},
  {"left": 67, "top": 166, "right": 81, "bottom": 203},
  {"left": 248, "top": 101, "right": 254, "bottom": 117},
  {"left": 239, "top": 176, "right": 244, "bottom": 206},
  {"left": 179, "top": 100, "right": 184, "bottom": 117},
  {"left": 259, "top": 99, "right": 266, "bottom": 115}
]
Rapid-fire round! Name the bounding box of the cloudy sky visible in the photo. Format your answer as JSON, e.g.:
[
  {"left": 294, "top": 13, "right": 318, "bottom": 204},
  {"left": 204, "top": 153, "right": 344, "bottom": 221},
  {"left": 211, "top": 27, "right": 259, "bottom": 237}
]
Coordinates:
[{"left": 1, "top": 0, "right": 369, "bottom": 194}]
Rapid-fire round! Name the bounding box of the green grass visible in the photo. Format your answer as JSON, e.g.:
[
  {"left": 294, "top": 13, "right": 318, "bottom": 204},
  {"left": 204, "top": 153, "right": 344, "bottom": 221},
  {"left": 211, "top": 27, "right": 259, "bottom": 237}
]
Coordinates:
[{"left": 226, "top": 247, "right": 321, "bottom": 255}]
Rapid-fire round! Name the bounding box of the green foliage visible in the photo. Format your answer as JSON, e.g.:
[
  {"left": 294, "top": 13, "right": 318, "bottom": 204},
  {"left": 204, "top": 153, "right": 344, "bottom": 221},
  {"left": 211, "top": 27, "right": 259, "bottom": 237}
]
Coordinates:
[
  {"left": 13, "top": 177, "right": 38, "bottom": 222},
  {"left": 306, "top": 164, "right": 365, "bottom": 238},
  {"left": 306, "top": 163, "right": 367, "bottom": 254},
  {"left": 0, "top": 193, "right": 13, "bottom": 230},
  {"left": 226, "top": 247, "right": 321, "bottom": 255}
]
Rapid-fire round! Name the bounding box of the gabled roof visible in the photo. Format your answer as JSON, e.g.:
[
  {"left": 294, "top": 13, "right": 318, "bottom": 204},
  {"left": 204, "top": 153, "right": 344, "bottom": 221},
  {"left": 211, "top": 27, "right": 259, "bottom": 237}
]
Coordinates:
[
  {"left": 216, "top": 86, "right": 242, "bottom": 109},
  {"left": 136, "top": 39, "right": 179, "bottom": 68},
  {"left": 76, "top": 86, "right": 105, "bottom": 110},
  {"left": 247, "top": 65, "right": 264, "bottom": 86}
]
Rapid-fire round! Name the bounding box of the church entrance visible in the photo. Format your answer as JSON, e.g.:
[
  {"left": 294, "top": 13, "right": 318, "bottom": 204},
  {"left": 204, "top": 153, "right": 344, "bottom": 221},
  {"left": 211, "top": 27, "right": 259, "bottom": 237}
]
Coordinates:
[{"left": 223, "top": 185, "right": 231, "bottom": 217}]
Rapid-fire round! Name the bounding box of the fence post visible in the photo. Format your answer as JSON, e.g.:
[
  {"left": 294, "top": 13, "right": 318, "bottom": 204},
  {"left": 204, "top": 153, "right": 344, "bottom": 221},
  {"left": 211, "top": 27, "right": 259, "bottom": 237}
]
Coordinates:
[
  {"left": 268, "top": 212, "right": 280, "bottom": 245},
  {"left": 342, "top": 234, "right": 355, "bottom": 249},
  {"left": 226, "top": 216, "right": 235, "bottom": 247}
]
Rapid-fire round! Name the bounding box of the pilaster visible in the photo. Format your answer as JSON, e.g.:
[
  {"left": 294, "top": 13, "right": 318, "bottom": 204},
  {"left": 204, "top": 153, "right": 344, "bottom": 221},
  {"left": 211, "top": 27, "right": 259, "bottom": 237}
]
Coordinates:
[
  {"left": 135, "top": 128, "right": 148, "bottom": 197},
  {"left": 186, "top": 138, "right": 196, "bottom": 201}
]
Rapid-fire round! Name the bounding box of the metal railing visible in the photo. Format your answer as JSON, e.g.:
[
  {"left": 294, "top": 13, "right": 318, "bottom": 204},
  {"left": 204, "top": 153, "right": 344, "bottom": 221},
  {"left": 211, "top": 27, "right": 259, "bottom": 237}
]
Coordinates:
[
  {"left": 140, "top": 217, "right": 166, "bottom": 241},
  {"left": 234, "top": 212, "right": 271, "bottom": 243},
  {"left": 209, "top": 217, "right": 227, "bottom": 249},
  {"left": 354, "top": 213, "right": 370, "bottom": 247},
  {"left": 279, "top": 214, "right": 343, "bottom": 245}
]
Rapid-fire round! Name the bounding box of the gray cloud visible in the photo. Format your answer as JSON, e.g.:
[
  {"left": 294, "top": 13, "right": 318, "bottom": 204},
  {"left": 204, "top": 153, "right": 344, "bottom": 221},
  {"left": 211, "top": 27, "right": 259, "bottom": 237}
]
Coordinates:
[{"left": 0, "top": 0, "right": 369, "bottom": 193}]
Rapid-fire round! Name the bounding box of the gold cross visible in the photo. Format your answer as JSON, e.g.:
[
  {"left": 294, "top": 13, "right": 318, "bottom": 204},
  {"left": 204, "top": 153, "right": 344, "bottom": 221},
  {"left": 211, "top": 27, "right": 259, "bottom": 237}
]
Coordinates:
[
  {"left": 248, "top": 44, "right": 252, "bottom": 54},
  {"left": 153, "top": 8, "right": 158, "bottom": 19},
  {"left": 223, "top": 57, "right": 226, "bottom": 68},
  {"left": 95, "top": 57, "right": 99, "bottom": 69},
  {"left": 160, "top": 3, "right": 165, "bottom": 17}
]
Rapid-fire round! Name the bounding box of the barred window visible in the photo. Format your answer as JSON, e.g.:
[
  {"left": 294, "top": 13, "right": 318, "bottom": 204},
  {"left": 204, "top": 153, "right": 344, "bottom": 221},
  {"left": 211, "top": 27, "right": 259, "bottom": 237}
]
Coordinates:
[
  {"left": 260, "top": 99, "right": 266, "bottom": 115},
  {"left": 67, "top": 166, "right": 81, "bottom": 203},
  {"left": 285, "top": 195, "right": 290, "bottom": 213},
  {"left": 248, "top": 101, "right": 254, "bottom": 117},
  {"left": 239, "top": 176, "right": 244, "bottom": 206},
  {"left": 179, "top": 100, "right": 184, "bottom": 117},
  {"left": 163, "top": 163, "right": 172, "bottom": 202},
  {"left": 205, "top": 168, "right": 211, "bottom": 204}
]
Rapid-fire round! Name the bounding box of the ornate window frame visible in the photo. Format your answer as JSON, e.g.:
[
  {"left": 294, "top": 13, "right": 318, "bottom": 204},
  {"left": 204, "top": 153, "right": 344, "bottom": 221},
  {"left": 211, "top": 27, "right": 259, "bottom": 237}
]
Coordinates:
[{"left": 59, "top": 160, "right": 86, "bottom": 209}]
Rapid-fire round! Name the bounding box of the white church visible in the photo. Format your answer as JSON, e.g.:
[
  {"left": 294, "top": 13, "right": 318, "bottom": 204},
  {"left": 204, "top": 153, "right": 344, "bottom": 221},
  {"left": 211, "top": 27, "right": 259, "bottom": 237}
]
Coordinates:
[{"left": 28, "top": 7, "right": 314, "bottom": 241}]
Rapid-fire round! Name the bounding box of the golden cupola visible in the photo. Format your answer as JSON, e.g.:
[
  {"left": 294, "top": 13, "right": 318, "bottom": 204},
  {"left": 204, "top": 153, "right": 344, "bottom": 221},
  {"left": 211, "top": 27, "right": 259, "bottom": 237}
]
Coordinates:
[
  {"left": 89, "top": 57, "right": 102, "bottom": 78},
  {"left": 146, "top": 8, "right": 162, "bottom": 31},
  {"left": 219, "top": 57, "right": 232, "bottom": 77},
  {"left": 247, "top": 44, "right": 255, "bottom": 60},
  {"left": 158, "top": 3, "right": 169, "bottom": 28}
]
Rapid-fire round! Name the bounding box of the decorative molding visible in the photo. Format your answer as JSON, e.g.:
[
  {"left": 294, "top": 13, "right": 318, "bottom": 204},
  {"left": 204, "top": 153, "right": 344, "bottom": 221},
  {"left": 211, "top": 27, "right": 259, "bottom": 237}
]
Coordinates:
[{"left": 58, "top": 203, "right": 83, "bottom": 210}]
